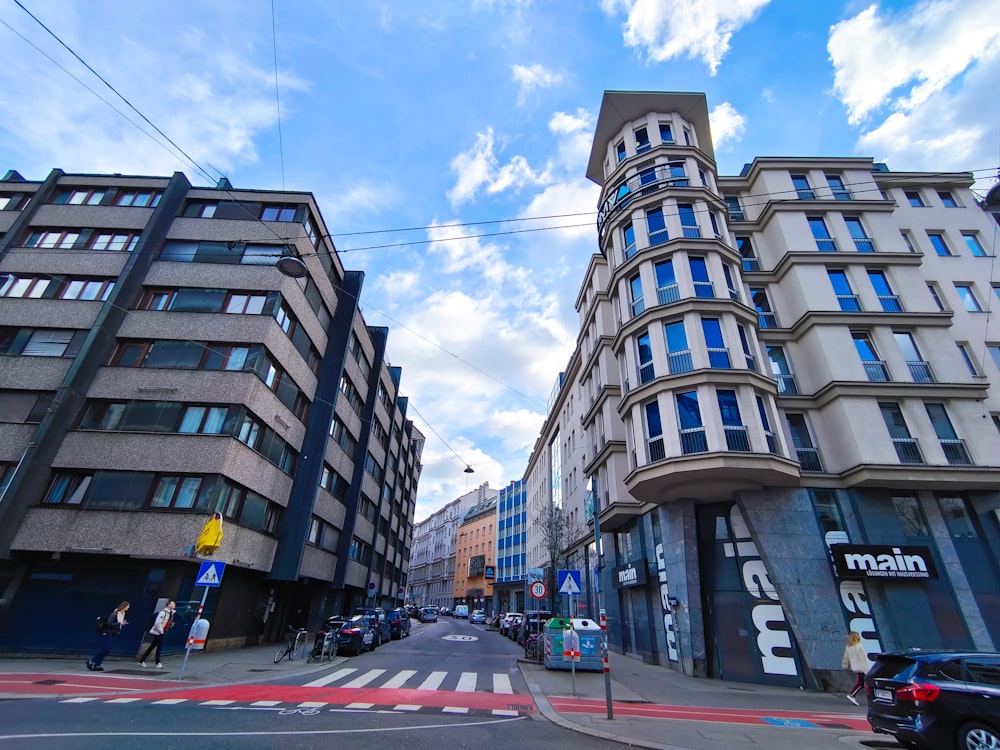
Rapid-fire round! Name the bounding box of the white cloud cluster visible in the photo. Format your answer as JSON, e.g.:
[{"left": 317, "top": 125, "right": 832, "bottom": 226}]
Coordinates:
[
  {"left": 708, "top": 102, "right": 746, "bottom": 149},
  {"left": 447, "top": 127, "right": 550, "bottom": 207},
  {"left": 601, "top": 0, "right": 771, "bottom": 74},
  {"left": 828, "top": 0, "right": 1000, "bottom": 182},
  {"left": 511, "top": 63, "right": 565, "bottom": 104}
]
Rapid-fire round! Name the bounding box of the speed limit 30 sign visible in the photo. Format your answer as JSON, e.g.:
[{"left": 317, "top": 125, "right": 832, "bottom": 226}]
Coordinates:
[{"left": 530, "top": 581, "right": 547, "bottom": 599}]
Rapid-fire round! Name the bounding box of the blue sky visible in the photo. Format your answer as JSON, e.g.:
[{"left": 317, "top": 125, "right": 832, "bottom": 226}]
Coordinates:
[{"left": 1, "top": 0, "right": 998, "bottom": 520}]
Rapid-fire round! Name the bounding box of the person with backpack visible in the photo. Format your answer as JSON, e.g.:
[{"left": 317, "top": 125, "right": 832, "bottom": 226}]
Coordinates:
[
  {"left": 87, "top": 601, "right": 129, "bottom": 671},
  {"left": 137, "top": 601, "right": 175, "bottom": 668}
]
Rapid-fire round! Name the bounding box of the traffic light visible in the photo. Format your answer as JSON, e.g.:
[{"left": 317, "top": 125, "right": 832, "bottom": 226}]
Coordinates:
[{"left": 195, "top": 513, "right": 223, "bottom": 556}]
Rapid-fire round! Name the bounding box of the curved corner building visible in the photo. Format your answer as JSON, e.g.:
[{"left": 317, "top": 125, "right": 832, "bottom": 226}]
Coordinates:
[{"left": 574, "top": 91, "right": 1000, "bottom": 689}]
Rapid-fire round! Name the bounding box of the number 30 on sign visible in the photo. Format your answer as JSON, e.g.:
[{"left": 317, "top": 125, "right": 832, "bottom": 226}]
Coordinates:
[{"left": 530, "top": 581, "right": 547, "bottom": 599}]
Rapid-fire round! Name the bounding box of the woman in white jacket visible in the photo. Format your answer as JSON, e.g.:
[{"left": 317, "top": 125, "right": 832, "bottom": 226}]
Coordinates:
[
  {"left": 138, "top": 601, "right": 175, "bottom": 668},
  {"left": 842, "top": 630, "right": 872, "bottom": 705}
]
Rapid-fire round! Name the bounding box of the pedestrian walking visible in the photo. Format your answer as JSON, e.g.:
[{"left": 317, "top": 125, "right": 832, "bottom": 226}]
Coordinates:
[
  {"left": 843, "top": 630, "right": 872, "bottom": 705},
  {"left": 88, "top": 601, "right": 129, "bottom": 671},
  {"left": 138, "top": 600, "right": 175, "bottom": 668}
]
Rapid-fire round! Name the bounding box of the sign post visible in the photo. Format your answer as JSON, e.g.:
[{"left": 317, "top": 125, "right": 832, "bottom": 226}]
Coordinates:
[
  {"left": 178, "top": 561, "right": 225, "bottom": 681},
  {"left": 589, "top": 492, "right": 613, "bottom": 719},
  {"left": 563, "top": 626, "right": 581, "bottom": 695}
]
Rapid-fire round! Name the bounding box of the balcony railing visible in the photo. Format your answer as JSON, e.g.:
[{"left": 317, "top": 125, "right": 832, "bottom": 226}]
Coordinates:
[
  {"left": 758, "top": 311, "right": 778, "bottom": 329},
  {"left": 837, "top": 294, "right": 862, "bottom": 312},
  {"left": 878, "top": 295, "right": 903, "bottom": 312},
  {"left": 623, "top": 242, "right": 637, "bottom": 261},
  {"left": 680, "top": 428, "right": 708, "bottom": 454},
  {"left": 833, "top": 189, "right": 852, "bottom": 200},
  {"left": 854, "top": 238, "right": 877, "bottom": 253},
  {"left": 815, "top": 238, "right": 838, "bottom": 252},
  {"left": 597, "top": 168, "right": 694, "bottom": 236},
  {"left": 745, "top": 353, "right": 759, "bottom": 372},
  {"left": 682, "top": 226, "right": 701, "bottom": 239},
  {"left": 630, "top": 297, "right": 645, "bottom": 318},
  {"left": 774, "top": 373, "right": 798, "bottom": 395},
  {"left": 707, "top": 347, "right": 731, "bottom": 368},
  {"left": 941, "top": 439, "right": 973, "bottom": 465},
  {"left": 796, "top": 188, "right": 817, "bottom": 200},
  {"left": 796, "top": 447, "right": 823, "bottom": 472},
  {"left": 863, "top": 360, "right": 890, "bottom": 382},
  {"left": 648, "top": 229, "right": 670, "bottom": 247},
  {"left": 693, "top": 280, "right": 715, "bottom": 298},
  {"left": 638, "top": 361, "right": 655, "bottom": 384},
  {"left": 892, "top": 437, "right": 924, "bottom": 464},
  {"left": 648, "top": 436, "right": 666, "bottom": 462},
  {"left": 728, "top": 206, "right": 746, "bottom": 222},
  {"left": 668, "top": 350, "right": 694, "bottom": 374},
  {"left": 906, "top": 360, "right": 935, "bottom": 383},
  {"left": 742, "top": 256, "right": 761, "bottom": 272},
  {"left": 764, "top": 430, "right": 779, "bottom": 453},
  {"left": 657, "top": 283, "right": 680, "bottom": 305},
  {"left": 724, "top": 425, "right": 752, "bottom": 452}
]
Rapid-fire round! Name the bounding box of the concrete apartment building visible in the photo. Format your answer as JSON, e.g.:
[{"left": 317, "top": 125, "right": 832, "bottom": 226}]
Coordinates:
[
  {"left": 406, "top": 483, "right": 494, "bottom": 610},
  {"left": 0, "top": 169, "right": 423, "bottom": 655},
  {"left": 522, "top": 90, "right": 1000, "bottom": 691}
]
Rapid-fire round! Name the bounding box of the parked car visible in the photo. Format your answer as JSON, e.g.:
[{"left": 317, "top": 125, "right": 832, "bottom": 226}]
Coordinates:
[
  {"left": 329, "top": 615, "right": 376, "bottom": 656},
  {"left": 499, "top": 612, "right": 522, "bottom": 637},
  {"left": 516, "top": 610, "right": 552, "bottom": 644},
  {"left": 866, "top": 649, "right": 1000, "bottom": 750},
  {"left": 352, "top": 607, "right": 391, "bottom": 646},
  {"left": 507, "top": 613, "right": 524, "bottom": 640},
  {"left": 419, "top": 606, "right": 438, "bottom": 623},
  {"left": 405, "top": 605, "right": 420, "bottom": 620},
  {"left": 454, "top": 604, "right": 469, "bottom": 619},
  {"left": 439, "top": 607, "right": 453, "bottom": 617},
  {"left": 386, "top": 608, "right": 411, "bottom": 639},
  {"left": 470, "top": 609, "right": 486, "bottom": 624}
]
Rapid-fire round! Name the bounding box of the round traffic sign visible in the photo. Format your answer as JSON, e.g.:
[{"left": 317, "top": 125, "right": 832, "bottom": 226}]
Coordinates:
[{"left": 530, "top": 581, "right": 547, "bottom": 599}]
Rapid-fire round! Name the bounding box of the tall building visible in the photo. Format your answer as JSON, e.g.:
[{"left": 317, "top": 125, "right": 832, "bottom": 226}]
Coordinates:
[
  {"left": 0, "top": 169, "right": 423, "bottom": 654},
  {"left": 453, "top": 496, "right": 497, "bottom": 613},
  {"left": 528, "top": 90, "right": 1000, "bottom": 691},
  {"left": 493, "top": 478, "right": 528, "bottom": 613}
]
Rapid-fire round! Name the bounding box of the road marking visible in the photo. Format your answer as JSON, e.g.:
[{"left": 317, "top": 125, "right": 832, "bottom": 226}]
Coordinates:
[
  {"left": 200, "top": 699, "right": 235, "bottom": 706},
  {"left": 492, "top": 709, "right": 519, "bottom": 717},
  {"left": 443, "top": 706, "right": 469, "bottom": 714},
  {"left": 298, "top": 702, "right": 327, "bottom": 708},
  {"left": 345, "top": 702, "right": 374, "bottom": 709},
  {"left": 417, "top": 671, "right": 447, "bottom": 690},
  {"left": 105, "top": 698, "right": 142, "bottom": 704},
  {"left": 151, "top": 699, "right": 188, "bottom": 705},
  {"left": 303, "top": 668, "right": 356, "bottom": 688},
  {"left": 60, "top": 697, "right": 100, "bottom": 703},
  {"left": 493, "top": 674, "right": 513, "bottom": 694},
  {"left": 382, "top": 669, "right": 418, "bottom": 688},
  {"left": 342, "top": 669, "right": 386, "bottom": 688},
  {"left": 393, "top": 704, "right": 421, "bottom": 711},
  {"left": 455, "top": 672, "right": 477, "bottom": 692},
  {"left": 250, "top": 700, "right": 282, "bottom": 707}
]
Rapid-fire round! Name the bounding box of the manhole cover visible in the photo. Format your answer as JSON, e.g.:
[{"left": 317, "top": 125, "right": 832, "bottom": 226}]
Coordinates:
[{"left": 34, "top": 679, "right": 65, "bottom": 686}]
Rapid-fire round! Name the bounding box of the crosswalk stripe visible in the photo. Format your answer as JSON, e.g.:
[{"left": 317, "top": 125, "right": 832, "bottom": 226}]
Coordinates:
[
  {"left": 381, "top": 669, "right": 418, "bottom": 688},
  {"left": 493, "top": 674, "right": 513, "bottom": 694},
  {"left": 303, "top": 667, "right": 356, "bottom": 688},
  {"left": 151, "top": 698, "right": 188, "bottom": 705},
  {"left": 342, "top": 669, "right": 386, "bottom": 688},
  {"left": 455, "top": 672, "right": 477, "bottom": 692},
  {"left": 393, "top": 704, "right": 421, "bottom": 711},
  {"left": 345, "top": 702, "right": 374, "bottom": 709},
  {"left": 106, "top": 697, "right": 142, "bottom": 704},
  {"left": 492, "top": 709, "right": 519, "bottom": 717},
  {"left": 201, "top": 699, "right": 235, "bottom": 706},
  {"left": 443, "top": 706, "right": 469, "bottom": 714},
  {"left": 417, "top": 671, "right": 447, "bottom": 690},
  {"left": 250, "top": 700, "right": 282, "bottom": 707},
  {"left": 61, "top": 697, "right": 100, "bottom": 703},
  {"left": 298, "top": 701, "right": 326, "bottom": 708}
]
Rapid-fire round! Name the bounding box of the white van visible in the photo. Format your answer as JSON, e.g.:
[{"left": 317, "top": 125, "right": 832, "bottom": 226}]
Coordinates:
[{"left": 454, "top": 604, "right": 469, "bottom": 619}]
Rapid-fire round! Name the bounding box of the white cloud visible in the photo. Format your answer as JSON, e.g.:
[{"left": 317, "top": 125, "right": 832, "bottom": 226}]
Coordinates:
[
  {"left": 828, "top": 0, "right": 1000, "bottom": 126},
  {"left": 517, "top": 178, "right": 600, "bottom": 243},
  {"left": 601, "top": 0, "right": 771, "bottom": 74},
  {"left": 709, "top": 102, "right": 746, "bottom": 149},
  {"left": 548, "top": 109, "right": 597, "bottom": 173},
  {"left": 511, "top": 63, "right": 565, "bottom": 104},
  {"left": 447, "top": 127, "right": 548, "bottom": 206}
]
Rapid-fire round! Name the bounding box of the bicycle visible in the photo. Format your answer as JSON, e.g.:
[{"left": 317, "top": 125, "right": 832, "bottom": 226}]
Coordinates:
[
  {"left": 307, "top": 629, "right": 337, "bottom": 663},
  {"left": 273, "top": 625, "right": 309, "bottom": 663},
  {"left": 524, "top": 632, "right": 544, "bottom": 663}
]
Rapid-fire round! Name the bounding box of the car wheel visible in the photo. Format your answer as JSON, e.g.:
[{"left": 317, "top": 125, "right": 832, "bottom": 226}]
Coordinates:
[
  {"left": 959, "top": 722, "right": 1000, "bottom": 750},
  {"left": 352, "top": 639, "right": 363, "bottom": 657}
]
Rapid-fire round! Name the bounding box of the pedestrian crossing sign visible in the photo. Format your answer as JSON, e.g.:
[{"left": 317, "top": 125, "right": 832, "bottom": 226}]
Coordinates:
[
  {"left": 195, "top": 561, "right": 226, "bottom": 587},
  {"left": 558, "top": 569, "right": 582, "bottom": 595}
]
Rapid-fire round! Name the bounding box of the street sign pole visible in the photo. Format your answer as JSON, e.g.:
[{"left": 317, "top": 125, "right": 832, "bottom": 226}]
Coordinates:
[
  {"left": 178, "top": 561, "right": 225, "bottom": 682},
  {"left": 177, "top": 584, "right": 208, "bottom": 681},
  {"left": 592, "top": 500, "right": 613, "bottom": 720}
]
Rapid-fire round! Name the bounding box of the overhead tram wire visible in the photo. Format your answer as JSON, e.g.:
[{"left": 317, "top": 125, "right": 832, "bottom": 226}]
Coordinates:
[
  {"left": 404, "top": 401, "right": 477, "bottom": 475},
  {"left": 270, "top": 0, "right": 286, "bottom": 191}
]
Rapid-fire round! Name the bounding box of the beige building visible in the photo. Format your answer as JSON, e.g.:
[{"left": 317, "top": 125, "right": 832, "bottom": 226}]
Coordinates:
[{"left": 453, "top": 496, "right": 498, "bottom": 612}]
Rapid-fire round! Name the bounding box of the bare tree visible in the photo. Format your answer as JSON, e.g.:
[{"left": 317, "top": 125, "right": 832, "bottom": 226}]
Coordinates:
[{"left": 532, "top": 503, "right": 585, "bottom": 614}]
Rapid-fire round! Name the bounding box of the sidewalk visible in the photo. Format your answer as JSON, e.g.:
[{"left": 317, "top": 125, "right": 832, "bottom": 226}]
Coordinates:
[{"left": 0, "top": 645, "right": 874, "bottom": 749}]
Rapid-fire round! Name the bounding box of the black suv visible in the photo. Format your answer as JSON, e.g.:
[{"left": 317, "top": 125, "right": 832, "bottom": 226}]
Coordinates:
[
  {"left": 866, "top": 649, "right": 1000, "bottom": 750},
  {"left": 386, "top": 608, "right": 411, "bottom": 639},
  {"left": 352, "top": 607, "right": 391, "bottom": 646}
]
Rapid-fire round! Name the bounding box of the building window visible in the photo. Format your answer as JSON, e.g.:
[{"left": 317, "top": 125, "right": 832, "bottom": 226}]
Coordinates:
[
  {"left": 150, "top": 476, "right": 203, "bottom": 509},
  {"left": 900, "top": 230, "right": 917, "bottom": 253},
  {"left": 736, "top": 236, "right": 759, "bottom": 271},
  {"left": 26, "top": 229, "right": 81, "bottom": 249},
  {"left": 937, "top": 191, "right": 958, "bottom": 207},
  {"left": 628, "top": 274, "right": 644, "bottom": 317},
  {"left": 963, "top": 233, "right": 987, "bottom": 257},
  {"left": 955, "top": 284, "right": 982, "bottom": 312},
  {"left": 679, "top": 204, "right": 700, "bottom": 238},
  {"left": 845, "top": 217, "right": 876, "bottom": 252},
  {"left": 654, "top": 260, "right": 678, "bottom": 305},
  {"left": 646, "top": 208, "right": 668, "bottom": 246},
  {"left": 786, "top": 413, "right": 822, "bottom": 471},
  {"left": 894, "top": 331, "right": 933, "bottom": 383},
  {"left": 880, "top": 402, "right": 923, "bottom": 464},
  {"left": 0, "top": 275, "right": 48, "bottom": 298},
  {"left": 853, "top": 331, "right": 889, "bottom": 381},
  {"left": 905, "top": 190, "right": 925, "bottom": 207},
  {"left": 54, "top": 188, "right": 106, "bottom": 205},
  {"left": 868, "top": 270, "right": 903, "bottom": 312},
  {"left": 927, "top": 283, "right": 946, "bottom": 311},
  {"left": 701, "top": 317, "right": 730, "bottom": 368},
  {"left": 938, "top": 496, "right": 978, "bottom": 539},
  {"left": 959, "top": 343, "right": 980, "bottom": 376},
  {"left": 925, "top": 402, "right": 972, "bottom": 465},
  {"left": 183, "top": 201, "right": 218, "bottom": 218},
  {"left": 809, "top": 217, "right": 836, "bottom": 252},
  {"left": 115, "top": 190, "right": 161, "bottom": 208},
  {"left": 751, "top": 287, "right": 777, "bottom": 328},
  {"left": 717, "top": 389, "right": 750, "bottom": 451},
  {"left": 737, "top": 324, "right": 756, "bottom": 371},
  {"left": 676, "top": 391, "right": 707, "bottom": 454},
  {"left": 726, "top": 197, "right": 745, "bottom": 222},
  {"left": 622, "top": 222, "right": 636, "bottom": 260},
  {"left": 891, "top": 495, "right": 928, "bottom": 538},
  {"left": 91, "top": 231, "right": 141, "bottom": 252},
  {"left": 664, "top": 320, "right": 692, "bottom": 374},
  {"left": 260, "top": 205, "right": 297, "bottom": 222},
  {"left": 11, "top": 329, "right": 76, "bottom": 357},
  {"left": 826, "top": 175, "right": 851, "bottom": 200},
  {"left": 928, "top": 232, "right": 952, "bottom": 256},
  {"left": 615, "top": 140, "right": 626, "bottom": 163},
  {"left": 634, "top": 127, "right": 650, "bottom": 153},
  {"left": 792, "top": 174, "right": 815, "bottom": 200},
  {"left": 658, "top": 122, "right": 673, "bottom": 144},
  {"left": 636, "top": 331, "right": 654, "bottom": 384},
  {"left": 828, "top": 269, "right": 861, "bottom": 311},
  {"left": 722, "top": 264, "right": 740, "bottom": 301},
  {"left": 668, "top": 162, "right": 689, "bottom": 186},
  {"left": 43, "top": 473, "right": 92, "bottom": 504},
  {"left": 689, "top": 257, "right": 714, "bottom": 298},
  {"left": 644, "top": 401, "right": 665, "bottom": 462}
]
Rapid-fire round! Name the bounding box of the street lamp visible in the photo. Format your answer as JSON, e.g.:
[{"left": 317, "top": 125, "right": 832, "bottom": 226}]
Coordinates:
[{"left": 275, "top": 246, "right": 307, "bottom": 278}]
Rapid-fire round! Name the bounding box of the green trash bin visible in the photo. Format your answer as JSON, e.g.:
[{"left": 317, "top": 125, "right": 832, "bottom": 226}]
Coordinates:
[{"left": 542, "top": 617, "right": 573, "bottom": 670}]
